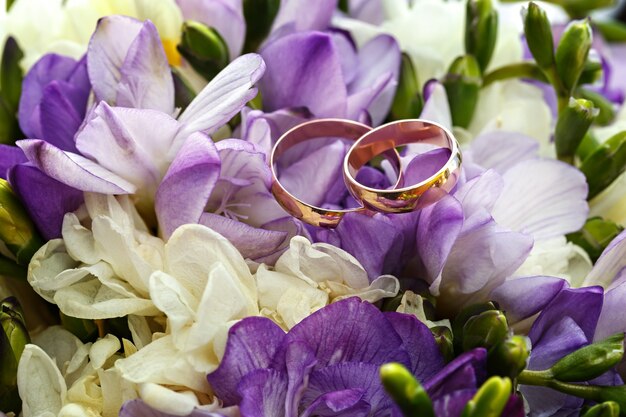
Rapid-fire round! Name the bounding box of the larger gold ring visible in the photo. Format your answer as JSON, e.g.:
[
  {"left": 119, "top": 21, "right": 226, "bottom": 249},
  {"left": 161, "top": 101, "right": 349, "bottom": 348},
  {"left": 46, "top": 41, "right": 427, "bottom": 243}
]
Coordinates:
[
  {"left": 270, "top": 119, "right": 402, "bottom": 228},
  {"left": 343, "top": 119, "right": 462, "bottom": 213}
]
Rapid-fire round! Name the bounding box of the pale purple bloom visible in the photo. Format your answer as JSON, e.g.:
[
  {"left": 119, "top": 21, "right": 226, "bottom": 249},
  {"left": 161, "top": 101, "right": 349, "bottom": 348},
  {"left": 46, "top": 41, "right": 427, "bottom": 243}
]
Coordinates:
[
  {"left": 260, "top": 30, "right": 400, "bottom": 125},
  {"left": 120, "top": 401, "right": 226, "bottom": 417}
]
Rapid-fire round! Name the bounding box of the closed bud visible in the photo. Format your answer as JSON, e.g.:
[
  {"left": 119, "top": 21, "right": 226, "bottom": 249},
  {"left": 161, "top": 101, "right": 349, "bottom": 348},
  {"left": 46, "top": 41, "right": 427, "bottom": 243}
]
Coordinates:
[
  {"left": 555, "top": 97, "right": 598, "bottom": 163},
  {"left": 452, "top": 302, "right": 497, "bottom": 353},
  {"left": 390, "top": 54, "right": 423, "bottom": 120},
  {"left": 555, "top": 18, "right": 593, "bottom": 93},
  {"left": 443, "top": 55, "right": 481, "bottom": 129},
  {"left": 0, "top": 296, "right": 29, "bottom": 412},
  {"left": 488, "top": 335, "right": 530, "bottom": 379},
  {"left": 465, "top": 0, "right": 498, "bottom": 72},
  {"left": 582, "top": 402, "right": 620, "bottom": 417},
  {"left": 580, "top": 131, "right": 626, "bottom": 199},
  {"left": 380, "top": 362, "right": 435, "bottom": 417},
  {"left": 432, "top": 326, "right": 454, "bottom": 362},
  {"left": 0, "top": 179, "right": 43, "bottom": 265},
  {"left": 551, "top": 333, "right": 624, "bottom": 382},
  {"left": 178, "top": 21, "right": 230, "bottom": 81},
  {"left": 523, "top": 3, "right": 554, "bottom": 69},
  {"left": 461, "top": 377, "right": 512, "bottom": 417},
  {"left": 462, "top": 310, "right": 509, "bottom": 352}
]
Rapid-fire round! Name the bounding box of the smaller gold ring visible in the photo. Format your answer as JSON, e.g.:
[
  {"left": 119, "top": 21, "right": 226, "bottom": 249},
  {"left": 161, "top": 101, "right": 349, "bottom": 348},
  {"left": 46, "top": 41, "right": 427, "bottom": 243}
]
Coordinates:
[
  {"left": 343, "top": 119, "right": 462, "bottom": 213},
  {"left": 270, "top": 119, "right": 402, "bottom": 228}
]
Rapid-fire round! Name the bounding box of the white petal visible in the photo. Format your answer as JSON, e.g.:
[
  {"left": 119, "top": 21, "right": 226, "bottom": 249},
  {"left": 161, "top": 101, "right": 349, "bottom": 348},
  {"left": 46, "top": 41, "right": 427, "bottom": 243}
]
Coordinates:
[
  {"left": 139, "top": 383, "right": 199, "bottom": 416},
  {"left": 18, "top": 344, "right": 67, "bottom": 417},
  {"left": 492, "top": 159, "right": 588, "bottom": 240},
  {"left": 89, "top": 334, "right": 121, "bottom": 370}
]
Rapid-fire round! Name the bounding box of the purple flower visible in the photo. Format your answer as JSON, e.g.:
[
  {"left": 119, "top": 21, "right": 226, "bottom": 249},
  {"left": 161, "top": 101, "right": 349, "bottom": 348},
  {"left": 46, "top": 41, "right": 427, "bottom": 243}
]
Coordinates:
[
  {"left": 260, "top": 30, "right": 400, "bottom": 126},
  {"left": 205, "top": 297, "right": 520, "bottom": 417}
]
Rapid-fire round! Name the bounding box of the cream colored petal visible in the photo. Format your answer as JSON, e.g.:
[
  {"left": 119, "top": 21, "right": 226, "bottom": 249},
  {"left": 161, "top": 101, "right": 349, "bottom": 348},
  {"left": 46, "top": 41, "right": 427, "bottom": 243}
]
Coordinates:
[
  {"left": 115, "top": 336, "right": 209, "bottom": 393},
  {"left": 32, "top": 326, "right": 83, "bottom": 375},
  {"left": 66, "top": 374, "right": 102, "bottom": 410},
  {"left": 58, "top": 403, "right": 100, "bottom": 417},
  {"left": 54, "top": 279, "right": 159, "bottom": 319},
  {"left": 18, "top": 344, "right": 67, "bottom": 417},
  {"left": 128, "top": 315, "right": 153, "bottom": 350},
  {"left": 99, "top": 367, "right": 137, "bottom": 417},
  {"left": 139, "top": 383, "right": 199, "bottom": 416},
  {"left": 28, "top": 240, "right": 79, "bottom": 303},
  {"left": 327, "top": 274, "right": 400, "bottom": 303},
  {"left": 149, "top": 270, "right": 196, "bottom": 331},
  {"left": 277, "top": 287, "right": 329, "bottom": 329},
  {"left": 275, "top": 236, "right": 369, "bottom": 288},
  {"left": 62, "top": 212, "right": 99, "bottom": 265},
  {"left": 89, "top": 334, "right": 122, "bottom": 370},
  {"left": 165, "top": 224, "right": 255, "bottom": 299},
  {"left": 256, "top": 265, "right": 318, "bottom": 311},
  {"left": 66, "top": 343, "right": 90, "bottom": 385}
]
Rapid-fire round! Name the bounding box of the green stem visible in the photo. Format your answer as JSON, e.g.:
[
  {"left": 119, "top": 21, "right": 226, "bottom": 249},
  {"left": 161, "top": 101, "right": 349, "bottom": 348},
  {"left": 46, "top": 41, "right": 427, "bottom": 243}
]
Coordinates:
[
  {"left": 0, "top": 255, "right": 26, "bottom": 279},
  {"left": 482, "top": 63, "right": 548, "bottom": 87},
  {"left": 517, "top": 369, "right": 554, "bottom": 386}
]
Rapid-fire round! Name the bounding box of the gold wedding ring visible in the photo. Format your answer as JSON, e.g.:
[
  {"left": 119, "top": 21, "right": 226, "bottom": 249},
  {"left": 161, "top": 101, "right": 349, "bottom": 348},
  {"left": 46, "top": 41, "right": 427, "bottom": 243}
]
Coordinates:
[{"left": 343, "top": 119, "right": 462, "bottom": 213}]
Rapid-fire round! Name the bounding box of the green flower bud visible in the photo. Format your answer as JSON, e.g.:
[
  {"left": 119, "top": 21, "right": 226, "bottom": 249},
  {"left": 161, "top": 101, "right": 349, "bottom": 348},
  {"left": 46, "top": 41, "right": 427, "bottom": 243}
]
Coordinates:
[
  {"left": 555, "top": 97, "right": 598, "bottom": 163},
  {"left": 555, "top": 19, "right": 593, "bottom": 93},
  {"left": 380, "top": 362, "right": 435, "bottom": 417},
  {"left": 581, "top": 402, "right": 620, "bottom": 417},
  {"left": 567, "top": 217, "right": 624, "bottom": 262},
  {"left": 390, "top": 54, "right": 423, "bottom": 121},
  {"left": 242, "top": 0, "right": 280, "bottom": 53},
  {"left": 462, "top": 310, "right": 509, "bottom": 352},
  {"left": 488, "top": 335, "right": 530, "bottom": 379},
  {"left": 443, "top": 55, "right": 481, "bottom": 129},
  {"left": 178, "top": 21, "right": 230, "bottom": 81},
  {"left": 0, "top": 179, "right": 44, "bottom": 266},
  {"left": 452, "top": 302, "right": 497, "bottom": 353},
  {"left": 551, "top": 333, "right": 624, "bottom": 382},
  {"left": 580, "top": 131, "right": 626, "bottom": 199},
  {"left": 465, "top": 0, "right": 498, "bottom": 72},
  {"left": 0, "top": 297, "right": 29, "bottom": 413},
  {"left": 578, "top": 88, "right": 615, "bottom": 126},
  {"left": 432, "top": 326, "right": 454, "bottom": 363},
  {"left": 0, "top": 37, "right": 24, "bottom": 145},
  {"left": 523, "top": 2, "right": 554, "bottom": 69},
  {"left": 578, "top": 59, "right": 604, "bottom": 87},
  {"left": 461, "top": 377, "right": 512, "bottom": 417}
]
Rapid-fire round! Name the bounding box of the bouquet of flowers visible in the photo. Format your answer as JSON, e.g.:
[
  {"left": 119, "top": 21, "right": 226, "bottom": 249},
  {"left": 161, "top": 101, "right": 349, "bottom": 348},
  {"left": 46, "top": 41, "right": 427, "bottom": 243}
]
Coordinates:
[{"left": 1, "top": 0, "right": 626, "bottom": 415}]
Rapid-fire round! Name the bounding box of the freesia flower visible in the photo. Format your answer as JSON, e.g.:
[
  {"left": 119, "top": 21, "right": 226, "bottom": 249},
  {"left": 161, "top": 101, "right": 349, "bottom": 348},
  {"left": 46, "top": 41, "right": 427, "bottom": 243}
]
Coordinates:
[
  {"left": 204, "top": 297, "right": 524, "bottom": 416},
  {"left": 17, "top": 326, "right": 134, "bottom": 417}
]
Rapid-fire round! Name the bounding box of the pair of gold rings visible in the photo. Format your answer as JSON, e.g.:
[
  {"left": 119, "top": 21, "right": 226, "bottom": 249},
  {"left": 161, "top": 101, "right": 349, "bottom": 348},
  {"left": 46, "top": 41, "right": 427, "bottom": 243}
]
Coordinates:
[{"left": 270, "top": 119, "right": 462, "bottom": 228}]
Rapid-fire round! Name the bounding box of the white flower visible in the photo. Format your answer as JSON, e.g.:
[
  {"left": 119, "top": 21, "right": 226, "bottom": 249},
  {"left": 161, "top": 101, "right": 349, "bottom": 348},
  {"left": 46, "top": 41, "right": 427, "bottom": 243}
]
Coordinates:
[
  {"left": 2, "top": 0, "right": 183, "bottom": 69},
  {"left": 27, "top": 193, "right": 164, "bottom": 320},
  {"left": 256, "top": 236, "right": 400, "bottom": 329},
  {"left": 17, "top": 326, "right": 135, "bottom": 417}
]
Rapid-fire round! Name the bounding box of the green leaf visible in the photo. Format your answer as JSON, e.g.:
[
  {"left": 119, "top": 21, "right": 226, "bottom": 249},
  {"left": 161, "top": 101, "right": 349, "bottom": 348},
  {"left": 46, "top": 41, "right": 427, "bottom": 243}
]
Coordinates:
[
  {"left": 0, "top": 37, "right": 24, "bottom": 113},
  {"left": 465, "top": 0, "right": 498, "bottom": 72},
  {"left": 555, "top": 19, "right": 593, "bottom": 93},
  {"left": 580, "top": 131, "right": 626, "bottom": 199},
  {"left": 380, "top": 363, "right": 435, "bottom": 417},
  {"left": 551, "top": 333, "right": 624, "bottom": 382},
  {"left": 567, "top": 217, "right": 624, "bottom": 262},
  {"left": 242, "top": 0, "right": 280, "bottom": 53},
  {"left": 523, "top": 2, "right": 555, "bottom": 69},
  {"left": 555, "top": 97, "right": 598, "bottom": 163}
]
